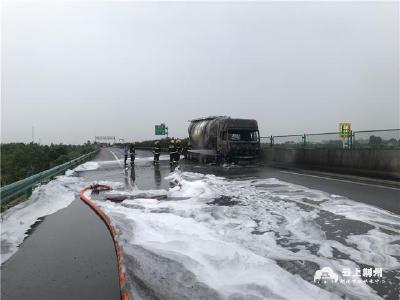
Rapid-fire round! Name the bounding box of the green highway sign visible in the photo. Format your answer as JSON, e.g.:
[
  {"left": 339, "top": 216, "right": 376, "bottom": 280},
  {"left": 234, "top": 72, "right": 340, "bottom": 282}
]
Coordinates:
[
  {"left": 339, "top": 123, "right": 351, "bottom": 139},
  {"left": 155, "top": 123, "right": 168, "bottom": 135}
]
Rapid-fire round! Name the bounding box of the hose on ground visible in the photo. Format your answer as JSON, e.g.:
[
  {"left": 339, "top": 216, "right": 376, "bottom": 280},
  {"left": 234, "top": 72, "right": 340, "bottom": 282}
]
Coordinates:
[{"left": 80, "top": 184, "right": 131, "bottom": 300}]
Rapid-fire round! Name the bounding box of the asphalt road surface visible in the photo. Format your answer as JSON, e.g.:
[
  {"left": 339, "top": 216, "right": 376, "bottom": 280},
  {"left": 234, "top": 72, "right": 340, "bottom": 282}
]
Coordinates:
[{"left": 1, "top": 147, "right": 399, "bottom": 300}]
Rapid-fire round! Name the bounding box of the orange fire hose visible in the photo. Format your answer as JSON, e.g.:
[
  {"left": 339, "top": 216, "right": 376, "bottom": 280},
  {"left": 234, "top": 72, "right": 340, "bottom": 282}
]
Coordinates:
[{"left": 79, "top": 184, "right": 131, "bottom": 300}]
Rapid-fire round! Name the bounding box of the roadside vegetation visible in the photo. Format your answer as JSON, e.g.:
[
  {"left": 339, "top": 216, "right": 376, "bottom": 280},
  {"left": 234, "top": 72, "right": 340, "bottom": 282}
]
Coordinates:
[{"left": 0, "top": 142, "right": 96, "bottom": 186}]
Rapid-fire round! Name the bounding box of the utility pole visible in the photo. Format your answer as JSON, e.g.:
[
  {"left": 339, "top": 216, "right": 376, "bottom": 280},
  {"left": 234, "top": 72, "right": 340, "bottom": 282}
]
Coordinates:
[{"left": 32, "top": 126, "right": 35, "bottom": 143}]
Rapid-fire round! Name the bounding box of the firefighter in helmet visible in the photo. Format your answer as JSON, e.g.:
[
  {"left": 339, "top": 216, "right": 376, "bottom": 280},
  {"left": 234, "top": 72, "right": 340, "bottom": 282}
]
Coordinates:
[
  {"left": 153, "top": 141, "right": 161, "bottom": 164},
  {"left": 169, "top": 139, "right": 177, "bottom": 165},
  {"left": 175, "top": 139, "right": 182, "bottom": 163},
  {"left": 123, "top": 144, "right": 129, "bottom": 167},
  {"left": 129, "top": 143, "right": 135, "bottom": 165}
]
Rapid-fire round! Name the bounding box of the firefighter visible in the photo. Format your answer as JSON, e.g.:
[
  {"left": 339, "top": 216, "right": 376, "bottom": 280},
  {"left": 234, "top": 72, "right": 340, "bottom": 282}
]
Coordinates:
[
  {"left": 129, "top": 143, "right": 135, "bottom": 165},
  {"left": 123, "top": 144, "right": 129, "bottom": 167},
  {"left": 175, "top": 139, "right": 182, "bottom": 163},
  {"left": 169, "top": 139, "right": 177, "bottom": 165},
  {"left": 153, "top": 141, "right": 161, "bottom": 164}
]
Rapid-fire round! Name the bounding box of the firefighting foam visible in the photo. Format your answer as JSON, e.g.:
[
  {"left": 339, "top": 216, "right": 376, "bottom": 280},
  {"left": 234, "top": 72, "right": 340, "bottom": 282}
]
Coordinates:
[{"left": 93, "top": 170, "right": 400, "bottom": 300}]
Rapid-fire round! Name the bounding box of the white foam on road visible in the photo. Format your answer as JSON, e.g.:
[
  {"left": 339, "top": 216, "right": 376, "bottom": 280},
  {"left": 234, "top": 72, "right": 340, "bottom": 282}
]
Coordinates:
[
  {"left": 94, "top": 180, "right": 125, "bottom": 190},
  {"left": 95, "top": 170, "right": 400, "bottom": 300},
  {"left": 0, "top": 160, "right": 112, "bottom": 264},
  {"left": 73, "top": 161, "right": 99, "bottom": 172},
  {"left": 1, "top": 174, "right": 83, "bottom": 264},
  {"left": 321, "top": 199, "right": 400, "bottom": 228},
  {"left": 105, "top": 189, "right": 168, "bottom": 199}
]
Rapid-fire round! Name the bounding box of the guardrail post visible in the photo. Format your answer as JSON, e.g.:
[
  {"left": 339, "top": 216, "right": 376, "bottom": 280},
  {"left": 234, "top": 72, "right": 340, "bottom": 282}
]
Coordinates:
[
  {"left": 270, "top": 135, "right": 274, "bottom": 147},
  {"left": 302, "top": 134, "right": 306, "bottom": 148}
]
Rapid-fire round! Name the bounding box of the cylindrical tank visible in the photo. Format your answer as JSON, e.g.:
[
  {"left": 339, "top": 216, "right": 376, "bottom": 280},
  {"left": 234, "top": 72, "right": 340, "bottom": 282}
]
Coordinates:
[{"left": 188, "top": 117, "right": 224, "bottom": 149}]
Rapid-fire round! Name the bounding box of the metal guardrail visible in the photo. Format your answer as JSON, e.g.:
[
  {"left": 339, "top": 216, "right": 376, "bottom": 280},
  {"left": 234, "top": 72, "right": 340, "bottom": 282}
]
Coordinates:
[
  {"left": 0, "top": 150, "right": 99, "bottom": 205},
  {"left": 261, "top": 129, "right": 400, "bottom": 149}
]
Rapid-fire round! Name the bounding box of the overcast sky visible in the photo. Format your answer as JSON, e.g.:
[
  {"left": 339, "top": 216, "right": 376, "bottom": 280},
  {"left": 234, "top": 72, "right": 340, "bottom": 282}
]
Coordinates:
[{"left": 1, "top": 1, "right": 399, "bottom": 144}]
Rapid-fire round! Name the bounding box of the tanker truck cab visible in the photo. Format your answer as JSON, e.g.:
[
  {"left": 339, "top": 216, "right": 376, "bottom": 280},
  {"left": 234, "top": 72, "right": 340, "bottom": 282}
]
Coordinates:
[{"left": 218, "top": 122, "right": 260, "bottom": 163}]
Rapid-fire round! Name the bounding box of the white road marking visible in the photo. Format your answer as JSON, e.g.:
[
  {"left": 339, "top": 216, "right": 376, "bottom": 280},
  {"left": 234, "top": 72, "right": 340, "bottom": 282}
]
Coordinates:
[
  {"left": 109, "top": 149, "right": 135, "bottom": 190},
  {"left": 109, "top": 149, "right": 124, "bottom": 170},
  {"left": 280, "top": 170, "right": 400, "bottom": 191}
]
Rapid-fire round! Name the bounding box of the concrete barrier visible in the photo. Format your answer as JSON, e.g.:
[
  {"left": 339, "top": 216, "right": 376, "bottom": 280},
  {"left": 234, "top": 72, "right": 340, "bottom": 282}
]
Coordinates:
[{"left": 261, "top": 148, "right": 400, "bottom": 180}]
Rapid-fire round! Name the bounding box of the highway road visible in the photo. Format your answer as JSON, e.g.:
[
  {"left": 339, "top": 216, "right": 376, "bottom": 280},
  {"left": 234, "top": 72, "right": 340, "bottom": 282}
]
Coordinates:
[{"left": 1, "top": 147, "right": 399, "bottom": 300}]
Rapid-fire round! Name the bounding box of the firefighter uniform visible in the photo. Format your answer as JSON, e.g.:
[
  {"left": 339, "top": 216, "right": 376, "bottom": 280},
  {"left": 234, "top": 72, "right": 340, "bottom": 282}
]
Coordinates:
[
  {"left": 129, "top": 144, "right": 135, "bottom": 165},
  {"left": 153, "top": 141, "right": 161, "bottom": 164},
  {"left": 175, "top": 139, "right": 182, "bottom": 163},
  {"left": 123, "top": 145, "right": 129, "bottom": 167},
  {"left": 169, "top": 140, "right": 177, "bottom": 164}
]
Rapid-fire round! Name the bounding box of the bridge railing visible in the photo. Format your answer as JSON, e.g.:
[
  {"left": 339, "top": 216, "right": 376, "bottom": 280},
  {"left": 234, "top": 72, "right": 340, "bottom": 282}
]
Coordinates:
[
  {"left": 0, "top": 150, "right": 99, "bottom": 208},
  {"left": 260, "top": 129, "right": 400, "bottom": 149}
]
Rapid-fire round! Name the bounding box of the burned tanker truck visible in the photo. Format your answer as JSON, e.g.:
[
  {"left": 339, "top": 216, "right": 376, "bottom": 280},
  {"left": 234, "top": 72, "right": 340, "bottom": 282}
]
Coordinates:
[{"left": 188, "top": 116, "right": 260, "bottom": 164}]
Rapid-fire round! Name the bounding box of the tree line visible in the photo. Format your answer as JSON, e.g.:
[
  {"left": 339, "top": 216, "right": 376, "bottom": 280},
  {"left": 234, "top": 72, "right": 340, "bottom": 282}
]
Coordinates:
[{"left": 1, "top": 142, "right": 96, "bottom": 186}]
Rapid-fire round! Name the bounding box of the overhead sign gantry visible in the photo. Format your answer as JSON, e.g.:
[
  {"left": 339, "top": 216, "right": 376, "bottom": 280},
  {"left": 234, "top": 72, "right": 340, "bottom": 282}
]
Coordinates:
[{"left": 95, "top": 136, "right": 116, "bottom": 143}]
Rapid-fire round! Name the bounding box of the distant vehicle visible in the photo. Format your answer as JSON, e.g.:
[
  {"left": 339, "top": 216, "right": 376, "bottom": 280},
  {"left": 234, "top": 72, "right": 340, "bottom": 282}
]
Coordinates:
[{"left": 188, "top": 116, "right": 260, "bottom": 164}]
